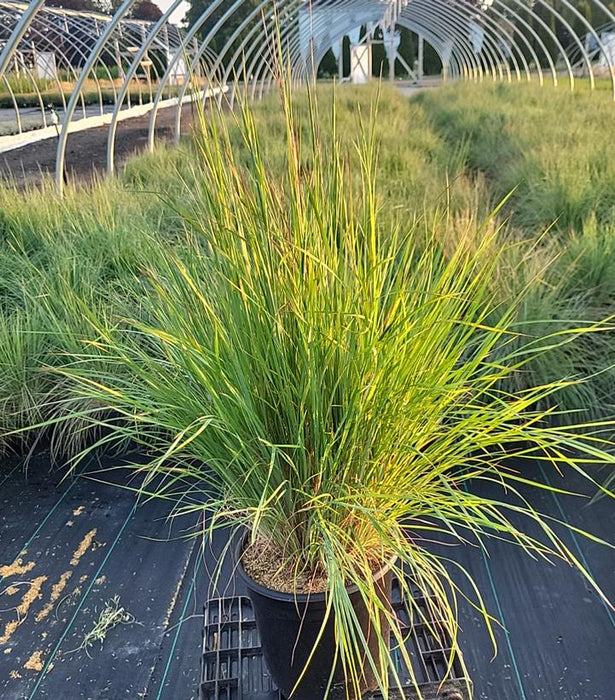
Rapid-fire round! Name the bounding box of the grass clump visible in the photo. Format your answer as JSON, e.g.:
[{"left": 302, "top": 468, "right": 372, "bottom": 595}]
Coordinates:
[
  {"left": 0, "top": 79, "right": 614, "bottom": 463},
  {"left": 0, "top": 178, "right": 171, "bottom": 456},
  {"left": 414, "top": 82, "right": 615, "bottom": 417},
  {"left": 38, "top": 86, "right": 615, "bottom": 696}
]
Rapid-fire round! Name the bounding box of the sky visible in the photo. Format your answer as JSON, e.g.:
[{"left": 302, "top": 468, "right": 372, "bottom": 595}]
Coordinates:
[{"left": 155, "top": 0, "right": 190, "bottom": 25}]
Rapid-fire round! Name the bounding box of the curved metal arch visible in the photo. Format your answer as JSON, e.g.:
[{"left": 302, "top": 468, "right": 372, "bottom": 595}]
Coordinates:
[
  {"left": 244, "top": 2, "right": 378, "bottom": 98},
  {"left": 490, "top": 0, "right": 557, "bottom": 86},
  {"left": 218, "top": 0, "right": 458, "bottom": 102},
  {"left": 248, "top": 0, "right": 533, "bottom": 91},
  {"left": 50, "top": 11, "right": 113, "bottom": 116},
  {"left": 0, "top": 1, "right": 49, "bottom": 133},
  {"left": 255, "top": 1, "right": 484, "bottom": 97},
  {"left": 214, "top": 0, "right": 294, "bottom": 109},
  {"left": 391, "top": 22, "right": 461, "bottom": 79},
  {"left": 254, "top": 0, "right": 481, "bottom": 90},
  {"left": 9, "top": 8, "right": 109, "bottom": 119},
  {"left": 169, "top": 42, "right": 221, "bottom": 147},
  {"left": 399, "top": 2, "right": 500, "bottom": 83},
  {"left": 55, "top": 0, "right": 141, "bottom": 191},
  {"left": 219, "top": 0, "right": 295, "bottom": 81},
  {"left": 272, "top": 4, "right": 484, "bottom": 101},
  {"left": 180, "top": 0, "right": 606, "bottom": 131},
  {"left": 502, "top": 0, "right": 575, "bottom": 90},
  {"left": 0, "top": 0, "right": 46, "bottom": 81},
  {"left": 157, "top": 0, "right": 473, "bottom": 143},
  {"left": 116, "top": 18, "right": 181, "bottom": 107},
  {"left": 533, "top": 0, "right": 594, "bottom": 88},
  {"left": 145, "top": 0, "right": 237, "bottom": 153},
  {"left": 0, "top": 46, "right": 49, "bottom": 132},
  {"left": 253, "top": 4, "right": 456, "bottom": 92},
  {"left": 402, "top": 0, "right": 520, "bottom": 82},
  {"left": 307, "top": 12, "right": 464, "bottom": 80},
  {"left": 107, "top": 0, "right": 188, "bottom": 173},
  {"left": 407, "top": 0, "right": 532, "bottom": 84},
  {"left": 0, "top": 75, "right": 23, "bottom": 135},
  {"left": 235, "top": 0, "right": 463, "bottom": 93},
  {"left": 299, "top": 1, "right": 484, "bottom": 81},
  {"left": 247, "top": 0, "right": 526, "bottom": 94},
  {"left": 588, "top": 0, "right": 615, "bottom": 68},
  {"left": 168, "top": 0, "right": 327, "bottom": 143},
  {"left": 556, "top": 0, "right": 615, "bottom": 98},
  {"left": 300, "top": 2, "right": 483, "bottom": 82},
  {"left": 564, "top": 19, "right": 612, "bottom": 71},
  {"left": 0, "top": 4, "right": 22, "bottom": 133},
  {"left": 400, "top": 1, "right": 505, "bottom": 81},
  {"left": 384, "top": 0, "right": 506, "bottom": 81},
  {"left": 222, "top": 3, "right": 309, "bottom": 104},
  {"left": 36, "top": 7, "right": 121, "bottom": 117},
  {"left": 53, "top": 1, "right": 186, "bottom": 184},
  {"left": 169, "top": 0, "right": 286, "bottom": 141},
  {"left": 0, "top": 2, "right": 111, "bottom": 130},
  {"left": 476, "top": 2, "right": 541, "bottom": 84},
  {"left": 300, "top": 0, "right": 587, "bottom": 92},
  {"left": 467, "top": 4, "right": 534, "bottom": 82},
  {"left": 394, "top": 20, "right": 464, "bottom": 79}
]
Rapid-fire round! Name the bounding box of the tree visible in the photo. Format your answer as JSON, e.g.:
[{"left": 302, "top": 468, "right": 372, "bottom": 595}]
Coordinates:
[
  {"left": 46, "top": 0, "right": 164, "bottom": 20},
  {"left": 186, "top": 0, "right": 262, "bottom": 52},
  {"left": 132, "top": 0, "right": 163, "bottom": 21},
  {"left": 45, "top": 0, "right": 102, "bottom": 11}
]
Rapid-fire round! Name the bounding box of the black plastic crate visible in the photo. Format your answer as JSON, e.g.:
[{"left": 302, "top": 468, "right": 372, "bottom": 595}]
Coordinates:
[
  {"left": 199, "top": 578, "right": 471, "bottom": 700},
  {"left": 199, "top": 596, "right": 280, "bottom": 700}
]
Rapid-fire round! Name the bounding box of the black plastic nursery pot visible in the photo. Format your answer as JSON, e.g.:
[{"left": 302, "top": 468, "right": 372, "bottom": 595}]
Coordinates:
[{"left": 235, "top": 537, "right": 394, "bottom": 700}]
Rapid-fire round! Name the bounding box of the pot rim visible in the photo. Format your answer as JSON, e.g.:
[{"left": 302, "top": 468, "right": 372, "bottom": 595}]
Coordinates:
[{"left": 235, "top": 531, "right": 398, "bottom": 603}]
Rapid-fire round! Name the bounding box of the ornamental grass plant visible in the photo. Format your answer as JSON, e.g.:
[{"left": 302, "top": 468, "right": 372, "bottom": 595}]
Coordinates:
[
  {"left": 415, "top": 82, "right": 615, "bottom": 419},
  {"left": 0, "top": 179, "right": 166, "bottom": 455},
  {"left": 415, "top": 81, "right": 615, "bottom": 233},
  {"left": 32, "top": 82, "right": 615, "bottom": 698}
]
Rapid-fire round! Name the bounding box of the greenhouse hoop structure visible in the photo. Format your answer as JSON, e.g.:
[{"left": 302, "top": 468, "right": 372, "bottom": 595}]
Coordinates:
[{"left": 1, "top": 0, "right": 615, "bottom": 193}]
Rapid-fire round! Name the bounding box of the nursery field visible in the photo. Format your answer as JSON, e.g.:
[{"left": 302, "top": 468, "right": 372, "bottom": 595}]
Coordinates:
[
  {"left": 0, "top": 102, "right": 201, "bottom": 187},
  {"left": 0, "top": 81, "right": 614, "bottom": 453},
  {"left": 1, "top": 81, "right": 615, "bottom": 699}
]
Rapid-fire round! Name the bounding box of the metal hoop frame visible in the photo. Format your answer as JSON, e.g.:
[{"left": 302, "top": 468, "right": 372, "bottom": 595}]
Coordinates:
[{"left": 1, "top": 0, "right": 614, "bottom": 194}]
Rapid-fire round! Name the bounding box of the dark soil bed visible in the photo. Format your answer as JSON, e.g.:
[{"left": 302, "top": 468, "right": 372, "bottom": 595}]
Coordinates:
[{"left": 0, "top": 103, "right": 198, "bottom": 188}]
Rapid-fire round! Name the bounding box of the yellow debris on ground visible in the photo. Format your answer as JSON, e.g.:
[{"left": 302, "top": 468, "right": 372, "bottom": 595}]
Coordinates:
[
  {"left": 70, "top": 529, "right": 97, "bottom": 567},
  {"left": 23, "top": 650, "right": 44, "bottom": 672}
]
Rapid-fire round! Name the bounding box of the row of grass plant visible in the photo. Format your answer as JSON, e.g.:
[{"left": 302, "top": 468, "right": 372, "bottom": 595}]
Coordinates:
[
  {"left": 0, "top": 86, "right": 183, "bottom": 111},
  {"left": 0, "top": 164, "right": 185, "bottom": 456},
  {"left": 414, "top": 82, "right": 615, "bottom": 418},
  {"left": 416, "top": 81, "right": 615, "bottom": 233}
]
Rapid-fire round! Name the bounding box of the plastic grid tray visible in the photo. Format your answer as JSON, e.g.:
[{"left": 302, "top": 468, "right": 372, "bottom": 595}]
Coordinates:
[
  {"left": 388, "top": 578, "right": 465, "bottom": 685},
  {"left": 199, "top": 595, "right": 280, "bottom": 700},
  {"left": 199, "top": 578, "right": 470, "bottom": 700}
]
